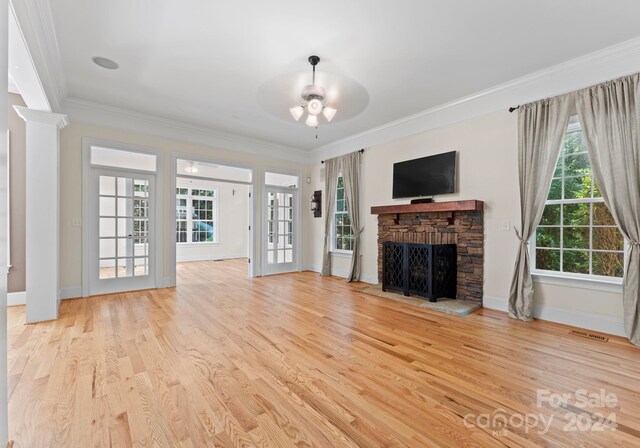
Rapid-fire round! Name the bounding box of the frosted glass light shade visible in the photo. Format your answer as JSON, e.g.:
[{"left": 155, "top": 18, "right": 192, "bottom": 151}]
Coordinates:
[
  {"left": 307, "top": 99, "right": 323, "bottom": 115},
  {"left": 289, "top": 106, "right": 304, "bottom": 121},
  {"left": 305, "top": 114, "right": 318, "bottom": 127},
  {"left": 322, "top": 107, "right": 337, "bottom": 122}
]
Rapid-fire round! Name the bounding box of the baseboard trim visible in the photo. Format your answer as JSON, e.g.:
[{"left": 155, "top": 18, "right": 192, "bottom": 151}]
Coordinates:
[
  {"left": 163, "top": 276, "right": 175, "bottom": 288},
  {"left": 7, "top": 291, "right": 26, "bottom": 306},
  {"left": 482, "top": 296, "right": 508, "bottom": 312},
  {"left": 301, "top": 264, "right": 320, "bottom": 272},
  {"left": 60, "top": 287, "right": 82, "bottom": 300},
  {"left": 301, "top": 264, "right": 378, "bottom": 284},
  {"left": 176, "top": 253, "right": 246, "bottom": 263},
  {"left": 361, "top": 274, "right": 378, "bottom": 285},
  {"left": 8, "top": 288, "right": 82, "bottom": 306},
  {"left": 483, "top": 295, "right": 626, "bottom": 337}
]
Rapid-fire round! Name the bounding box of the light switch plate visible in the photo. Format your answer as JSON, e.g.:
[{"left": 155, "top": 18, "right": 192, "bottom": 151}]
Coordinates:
[{"left": 71, "top": 218, "right": 82, "bottom": 227}]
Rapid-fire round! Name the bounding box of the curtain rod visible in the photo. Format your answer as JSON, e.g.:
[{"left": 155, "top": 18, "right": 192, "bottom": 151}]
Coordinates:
[
  {"left": 508, "top": 72, "right": 640, "bottom": 114},
  {"left": 321, "top": 148, "right": 365, "bottom": 164}
]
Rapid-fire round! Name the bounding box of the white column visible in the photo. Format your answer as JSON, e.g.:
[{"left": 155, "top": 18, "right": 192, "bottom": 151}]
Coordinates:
[
  {"left": 0, "top": 0, "right": 8, "bottom": 443},
  {"left": 14, "top": 106, "right": 68, "bottom": 323}
]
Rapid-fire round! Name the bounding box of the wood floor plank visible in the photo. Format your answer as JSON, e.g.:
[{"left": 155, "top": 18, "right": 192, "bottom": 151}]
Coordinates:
[{"left": 7, "top": 258, "right": 640, "bottom": 447}]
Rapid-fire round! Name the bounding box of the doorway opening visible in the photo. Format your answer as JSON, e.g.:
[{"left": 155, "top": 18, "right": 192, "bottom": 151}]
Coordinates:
[
  {"left": 173, "top": 158, "right": 253, "bottom": 284},
  {"left": 263, "top": 171, "right": 300, "bottom": 276},
  {"left": 82, "top": 141, "right": 163, "bottom": 297}
]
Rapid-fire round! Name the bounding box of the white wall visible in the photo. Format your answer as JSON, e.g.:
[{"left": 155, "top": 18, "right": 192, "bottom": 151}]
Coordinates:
[
  {"left": 176, "top": 178, "right": 249, "bottom": 262},
  {"left": 7, "top": 92, "right": 26, "bottom": 293},
  {"left": 304, "top": 110, "right": 625, "bottom": 336},
  {"left": 60, "top": 121, "right": 305, "bottom": 295}
]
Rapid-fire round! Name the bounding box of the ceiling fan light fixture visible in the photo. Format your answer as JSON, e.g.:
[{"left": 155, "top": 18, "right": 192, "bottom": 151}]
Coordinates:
[
  {"left": 307, "top": 98, "right": 323, "bottom": 115},
  {"left": 322, "top": 106, "right": 337, "bottom": 122},
  {"left": 289, "top": 106, "right": 304, "bottom": 121},
  {"left": 305, "top": 114, "right": 318, "bottom": 127},
  {"left": 290, "top": 55, "right": 336, "bottom": 131},
  {"left": 185, "top": 162, "right": 199, "bottom": 174}
]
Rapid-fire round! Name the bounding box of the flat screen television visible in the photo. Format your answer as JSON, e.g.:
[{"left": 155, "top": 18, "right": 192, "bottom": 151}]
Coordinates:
[{"left": 392, "top": 151, "right": 456, "bottom": 199}]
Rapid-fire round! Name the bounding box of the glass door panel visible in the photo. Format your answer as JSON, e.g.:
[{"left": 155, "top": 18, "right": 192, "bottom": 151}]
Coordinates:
[
  {"left": 264, "top": 186, "right": 297, "bottom": 274},
  {"left": 91, "top": 169, "right": 155, "bottom": 295}
]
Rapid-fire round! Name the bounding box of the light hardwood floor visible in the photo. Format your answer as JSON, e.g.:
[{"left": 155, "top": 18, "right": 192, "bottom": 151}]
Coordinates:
[{"left": 8, "top": 259, "right": 640, "bottom": 447}]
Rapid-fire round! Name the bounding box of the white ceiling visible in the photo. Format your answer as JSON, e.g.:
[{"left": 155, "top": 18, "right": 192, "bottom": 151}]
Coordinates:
[{"left": 49, "top": 0, "right": 640, "bottom": 151}]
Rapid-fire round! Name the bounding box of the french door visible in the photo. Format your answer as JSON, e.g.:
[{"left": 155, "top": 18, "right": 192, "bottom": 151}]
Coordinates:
[
  {"left": 263, "top": 186, "right": 298, "bottom": 275},
  {"left": 89, "top": 168, "right": 156, "bottom": 295}
]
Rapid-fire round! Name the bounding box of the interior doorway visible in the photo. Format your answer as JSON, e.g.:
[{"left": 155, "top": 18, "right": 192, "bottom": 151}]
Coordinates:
[
  {"left": 82, "top": 141, "right": 163, "bottom": 297},
  {"left": 172, "top": 158, "right": 253, "bottom": 284},
  {"left": 263, "top": 171, "right": 300, "bottom": 276},
  {"left": 91, "top": 168, "right": 156, "bottom": 295}
]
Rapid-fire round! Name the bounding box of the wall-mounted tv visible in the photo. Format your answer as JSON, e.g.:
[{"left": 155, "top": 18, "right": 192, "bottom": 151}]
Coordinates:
[{"left": 392, "top": 151, "right": 456, "bottom": 199}]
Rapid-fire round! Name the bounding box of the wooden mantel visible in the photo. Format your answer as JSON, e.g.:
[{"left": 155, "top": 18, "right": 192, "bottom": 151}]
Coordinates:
[{"left": 371, "top": 200, "right": 483, "bottom": 215}]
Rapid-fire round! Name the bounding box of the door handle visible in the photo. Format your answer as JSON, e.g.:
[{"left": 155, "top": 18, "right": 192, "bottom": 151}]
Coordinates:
[{"left": 127, "top": 234, "right": 133, "bottom": 239}]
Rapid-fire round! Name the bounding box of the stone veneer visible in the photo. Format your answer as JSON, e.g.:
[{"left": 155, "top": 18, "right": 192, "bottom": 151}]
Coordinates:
[{"left": 377, "top": 210, "right": 484, "bottom": 304}]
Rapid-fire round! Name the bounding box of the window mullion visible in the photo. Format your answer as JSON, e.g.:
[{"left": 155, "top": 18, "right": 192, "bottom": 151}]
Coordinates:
[
  {"left": 187, "top": 190, "right": 193, "bottom": 244},
  {"left": 589, "top": 202, "right": 593, "bottom": 275},
  {"left": 560, "top": 147, "right": 564, "bottom": 273}
]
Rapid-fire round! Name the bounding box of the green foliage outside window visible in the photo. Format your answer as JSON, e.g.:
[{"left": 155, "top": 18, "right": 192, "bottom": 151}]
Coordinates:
[
  {"left": 334, "top": 176, "right": 354, "bottom": 251},
  {"left": 535, "top": 126, "right": 623, "bottom": 278}
]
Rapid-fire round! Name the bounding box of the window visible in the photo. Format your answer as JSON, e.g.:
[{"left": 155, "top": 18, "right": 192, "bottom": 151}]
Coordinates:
[
  {"left": 333, "top": 176, "right": 354, "bottom": 252},
  {"left": 175, "top": 187, "right": 218, "bottom": 244},
  {"left": 532, "top": 119, "right": 624, "bottom": 279}
]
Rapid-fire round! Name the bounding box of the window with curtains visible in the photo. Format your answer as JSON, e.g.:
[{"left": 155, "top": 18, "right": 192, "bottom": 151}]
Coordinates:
[
  {"left": 176, "top": 187, "right": 218, "bottom": 244},
  {"left": 531, "top": 118, "right": 624, "bottom": 278},
  {"left": 333, "top": 175, "right": 354, "bottom": 252}
]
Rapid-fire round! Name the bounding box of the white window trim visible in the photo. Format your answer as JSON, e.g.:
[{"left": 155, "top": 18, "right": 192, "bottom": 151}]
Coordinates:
[
  {"left": 176, "top": 187, "right": 219, "bottom": 244},
  {"left": 531, "top": 270, "right": 622, "bottom": 293},
  {"left": 330, "top": 248, "right": 354, "bottom": 257},
  {"left": 530, "top": 118, "right": 625, "bottom": 292}
]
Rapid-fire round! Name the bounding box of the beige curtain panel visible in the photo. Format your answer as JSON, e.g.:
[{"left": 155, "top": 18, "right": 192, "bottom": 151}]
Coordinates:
[
  {"left": 509, "top": 96, "right": 572, "bottom": 320},
  {"left": 321, "top": 157, "right": 339, "bottom": 276},
  {"left": 341, "top": 151, "right": 363, "bottom": 282},
  {"left": 576, "top": 73, "right": 640, "bottom": 346}
]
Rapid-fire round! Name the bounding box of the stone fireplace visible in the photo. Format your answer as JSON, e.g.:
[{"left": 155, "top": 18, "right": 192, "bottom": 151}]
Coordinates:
[{"left": 372, "top": 201, "right": 484, "bottom": 304}]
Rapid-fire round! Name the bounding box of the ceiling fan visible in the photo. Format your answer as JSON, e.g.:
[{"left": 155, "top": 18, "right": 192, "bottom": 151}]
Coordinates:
[{"left": 289, "top": 55, "right": 337, "bottom": 127}]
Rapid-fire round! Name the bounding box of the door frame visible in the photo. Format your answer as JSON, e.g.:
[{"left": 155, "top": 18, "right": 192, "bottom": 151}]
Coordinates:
[
  {"left": 82, "top": 138, "right": 164, "bottom": 297},
  {"left": 262, "top": 168, "right": 302, "bottom": 276},
  {"left": 88, "top": 167, "right": 157, "bottom": 295},
  {"left": 169, "top": 152, "right": 257, "bottom": 286}
]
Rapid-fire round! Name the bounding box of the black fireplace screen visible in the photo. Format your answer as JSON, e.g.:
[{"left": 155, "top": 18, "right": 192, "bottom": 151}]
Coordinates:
[{"left": 382, "top": 242, "right": 456, "bottom": 302}]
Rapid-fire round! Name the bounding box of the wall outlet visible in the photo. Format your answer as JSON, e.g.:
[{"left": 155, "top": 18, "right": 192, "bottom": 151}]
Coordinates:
[
  {"left": 502, "top": 220, "right": 510, "bottom": 231},
  {"left": 71, "top": 218, "right": 82, "bottom": 227}
]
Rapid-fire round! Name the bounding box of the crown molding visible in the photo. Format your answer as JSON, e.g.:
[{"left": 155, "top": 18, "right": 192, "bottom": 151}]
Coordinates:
[
  {"left": 311, "top": 36, "right": 640, "bottom": 163},
  {"left": 10, "top": 0, "right": 67, "bottom": 112},
  {"left": 62, "top": 97, "right": 311, "bottom": 164},
  {"left": 14, "top": 105, "right": 69, "bottom": 129}
]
